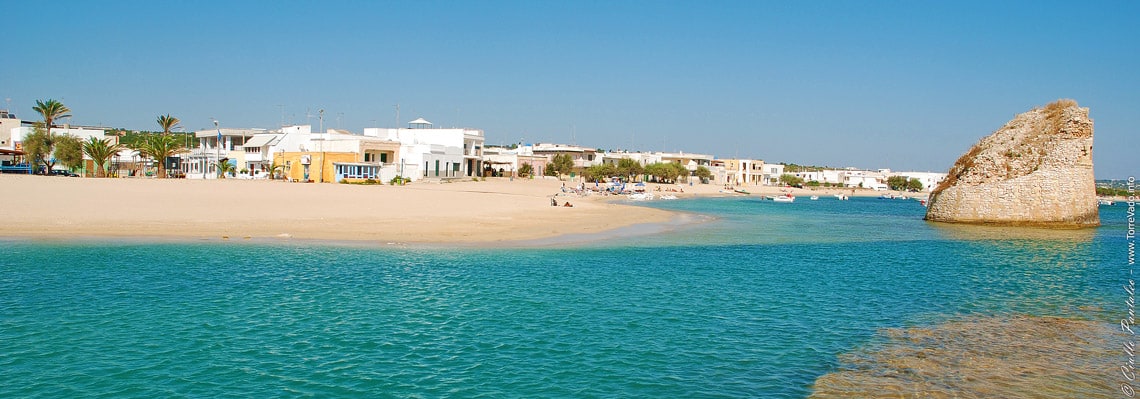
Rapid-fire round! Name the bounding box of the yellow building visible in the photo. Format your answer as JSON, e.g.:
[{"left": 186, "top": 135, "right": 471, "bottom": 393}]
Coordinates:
[{"left": 278, "top": 139, "right": 400, "bottom": 183}]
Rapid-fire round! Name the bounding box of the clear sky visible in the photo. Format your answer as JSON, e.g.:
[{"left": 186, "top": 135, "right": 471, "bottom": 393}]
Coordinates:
[{"left": 4, "top": 1, "right": 1137, "bottom": 178}]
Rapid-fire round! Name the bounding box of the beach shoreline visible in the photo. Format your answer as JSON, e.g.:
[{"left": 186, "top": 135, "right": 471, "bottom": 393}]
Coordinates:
[{"left": 0, "top": 174, "right": 900, "bottom": 246}]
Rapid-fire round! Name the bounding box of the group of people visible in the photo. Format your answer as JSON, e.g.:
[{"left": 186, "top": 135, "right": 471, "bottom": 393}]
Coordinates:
[{"left": 550, "top": 197, "right": 573, "bottom": 207}]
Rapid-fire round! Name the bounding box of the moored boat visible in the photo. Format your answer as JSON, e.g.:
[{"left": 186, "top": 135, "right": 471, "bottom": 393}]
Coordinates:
[{"left": 772, "top": 194, "right": 795, "bottom": 203}]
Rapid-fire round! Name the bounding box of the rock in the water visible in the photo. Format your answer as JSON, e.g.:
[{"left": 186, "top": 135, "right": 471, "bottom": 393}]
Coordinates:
[{"left": 925, "top": 99, "right": 1098, "bottom": 227}]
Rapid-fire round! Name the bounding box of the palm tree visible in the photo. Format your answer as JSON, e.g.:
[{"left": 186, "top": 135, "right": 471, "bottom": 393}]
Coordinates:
[
  {"left": 82, "top": 137, "right": 123, "bottom": 178},
  {"left": 132, "top": 134, "right": 186, "bottom": 178},
  {"left": 33, "top": 99, "right": 71, "bottom": 133},
  {"left": 269, "top": 160, "right": 286, "bottom": 180},
  {"left": 157, "top": 114, "right": 180, "bottom": 135},
  {"left": 217, "top": 159, "right": 236, "bottom": 178},
  {"left": 29, "top": 99, "right": 70, "bottom": 174}
]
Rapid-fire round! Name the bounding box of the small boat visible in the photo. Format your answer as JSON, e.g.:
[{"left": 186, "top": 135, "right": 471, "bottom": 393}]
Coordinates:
[
  {"left": 772, "top": 194, "right": 795, "bottom": 203},
  {"left": 1099, "top": 198, "right": 1116, "bottom": 206},
  {"left": 734, "top": 189, "right": 750, "bottom": 195},
  {"left": 659, "top": 194, "right": 678, "bottom": 200},
  {"left": 834, "top": 194, "right": 849, "bottom": 200},
  {"left": 628, "top": 193, "right": 655, "bottom": 201},
  {"left": 809, "top": 195, "right": 819, "bottom": 201}
]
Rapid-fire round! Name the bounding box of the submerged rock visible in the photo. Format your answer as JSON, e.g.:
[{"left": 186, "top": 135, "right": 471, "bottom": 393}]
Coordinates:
[{"left": 925, "top": 99, "right": 1098, "bottom": 227}]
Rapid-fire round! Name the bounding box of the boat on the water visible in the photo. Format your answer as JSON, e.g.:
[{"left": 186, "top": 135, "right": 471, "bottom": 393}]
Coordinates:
[
  {"left": 834, "top": 194, "right": 849, "bottom": 200},
  {"left": 809, "top": 195, "right": 819, "bottom": 201},
  {"left": 772, "top": 194, "right": 795, "bottom": 203},
  {"left": 1099, "top": 198, "right": 1116, "bottom": 206}
]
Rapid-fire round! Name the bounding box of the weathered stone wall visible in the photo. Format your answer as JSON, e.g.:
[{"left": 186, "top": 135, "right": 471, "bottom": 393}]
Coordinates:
[{"left": 924, "top": 100, "right": 1099, "bottom": 227}]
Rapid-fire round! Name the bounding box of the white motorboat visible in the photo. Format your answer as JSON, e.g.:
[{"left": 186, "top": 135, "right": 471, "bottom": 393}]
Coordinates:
[{"left": 772, "top": 194, "right": 795, "bottom": 203}]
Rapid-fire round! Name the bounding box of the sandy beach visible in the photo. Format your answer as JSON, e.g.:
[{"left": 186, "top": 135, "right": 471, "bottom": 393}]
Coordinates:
[{"left": 0, "top": 174, "right": 896, "bottom": 245}]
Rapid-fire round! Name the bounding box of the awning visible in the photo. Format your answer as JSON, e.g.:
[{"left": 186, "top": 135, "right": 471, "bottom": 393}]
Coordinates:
[
  {"left": 242, "top": 135, "right": 275, "bottom": 148},
  {"left": 0, "top": 148, "right": 25, "bottom": 155}
]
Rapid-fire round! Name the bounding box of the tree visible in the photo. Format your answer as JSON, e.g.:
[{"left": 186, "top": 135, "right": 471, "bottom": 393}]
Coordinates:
[
  {"left": 22, "top": 127, "right": 56, "bottom": 174},
  {"left": 778, "top": 174, "right": 804, "bottom": 187},
  {"left": 693, "top": 166, "right": 713, "bottom": 183},
  {"left": 676, "top": 163, "right": 691, "bottom": 182},
  {"left": 54, "top": 134, "right": 84, "bottom": 172},
  {"left": 548, "top": 153, "right": 575, "bottom": 180},
  {"left": 583, "top": 163, "right": 616, "bottom": 182},
  {"left": 615, "top": 158, "right": 643, "bottom": 181},
  {"left": 906, "top": 178, "right": 924, "bottom": 192},
  {"left": 518, "top": 162, "right": 534, "bottom": 177},
  {"left": 82, "top": 136, "right": 123, "bottom": 178},
  {"left": 157, "top": 114, "right": 181, "bottom": 136},
  {"left": 887, "top": 175, "right": 909, "bottom": 191},
  {"left": 27, "top": 99, "right": 72, "bottom": 174},
  {"left": 33, "top": 99, "right": 71, "bottom": 135},
  {"left": 269, "top": 160, "right": 286, "bottom": 180},
  {"left": 217, "top": 159, "right": 236, "bottom": 178},
  {"left": 644, "top": 162, "right": 689, "bottom": 184},
  {"left": 132, "top": 134, "right": 186, "bottom": 178}
]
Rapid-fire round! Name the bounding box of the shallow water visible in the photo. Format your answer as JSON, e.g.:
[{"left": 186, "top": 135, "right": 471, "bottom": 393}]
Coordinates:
[{"left": 0, "top": 197, "right": 1127, "bottom": 397}]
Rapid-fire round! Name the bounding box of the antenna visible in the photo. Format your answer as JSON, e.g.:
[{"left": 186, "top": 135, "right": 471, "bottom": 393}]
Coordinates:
[
  {"left": 318, "top": 109, "right": 325, "bottom": 133},
  {"left": 277, "top": 104, "right": 285, "bottom": 127},
  {"left": 394, "top": 104, "right": 400, "bottom": 129}
]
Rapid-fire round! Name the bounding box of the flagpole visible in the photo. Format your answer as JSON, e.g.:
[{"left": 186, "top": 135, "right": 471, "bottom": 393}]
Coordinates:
[{"left": 213, "top": 119, "right": 221, "bottom": 178}]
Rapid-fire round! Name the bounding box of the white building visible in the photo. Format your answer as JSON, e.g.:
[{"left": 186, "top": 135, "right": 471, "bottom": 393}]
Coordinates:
[
  {"left": 531, "top": 143, "right": 600, "bottom": 169},
  {"left": 843, "top": 170, "right": 888, "bottom": 190},
  {"left": 657, "top": 151, "right": 714, "bottom": 173},
  {"left": 482, "top": 145, "right": 550, "bottom": 177},
  {"left": 711, "top": 159, "right": 766, "bottom": 186},
  {"left": 185, "top": 127, "right": 268, "bottom": 179},
  {"left": 763, "top": 164, "right": 785, "bottom": 185},
  {"left": 361, "top": 118, "right": 485, "bottom": 181},
  {"left": 891, "top": 171, "right": 948, "bottom": 192}
]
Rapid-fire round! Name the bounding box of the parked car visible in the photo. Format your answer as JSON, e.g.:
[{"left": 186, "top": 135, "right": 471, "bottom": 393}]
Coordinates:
[{"left": 50, "top": 170, "right": 79, "bottom": 177}]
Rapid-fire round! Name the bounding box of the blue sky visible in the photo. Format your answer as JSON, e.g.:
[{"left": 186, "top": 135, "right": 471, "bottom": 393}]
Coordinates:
[{"left": 4, "top": 1, "right": 1137, "bottom": 177}]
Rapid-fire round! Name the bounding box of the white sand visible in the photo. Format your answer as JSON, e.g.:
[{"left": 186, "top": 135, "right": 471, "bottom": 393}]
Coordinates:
[
  {"left": 0, "top": 175, "right": 896, "bottom": 245},
  {"left": 0, "top": 175, "right": 676, "bottom": 244}
]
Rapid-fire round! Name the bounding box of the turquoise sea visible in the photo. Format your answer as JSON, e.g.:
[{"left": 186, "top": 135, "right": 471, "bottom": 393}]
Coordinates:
[{"left": 1, "top": 196, "right": 1128, "bottom": 398}]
